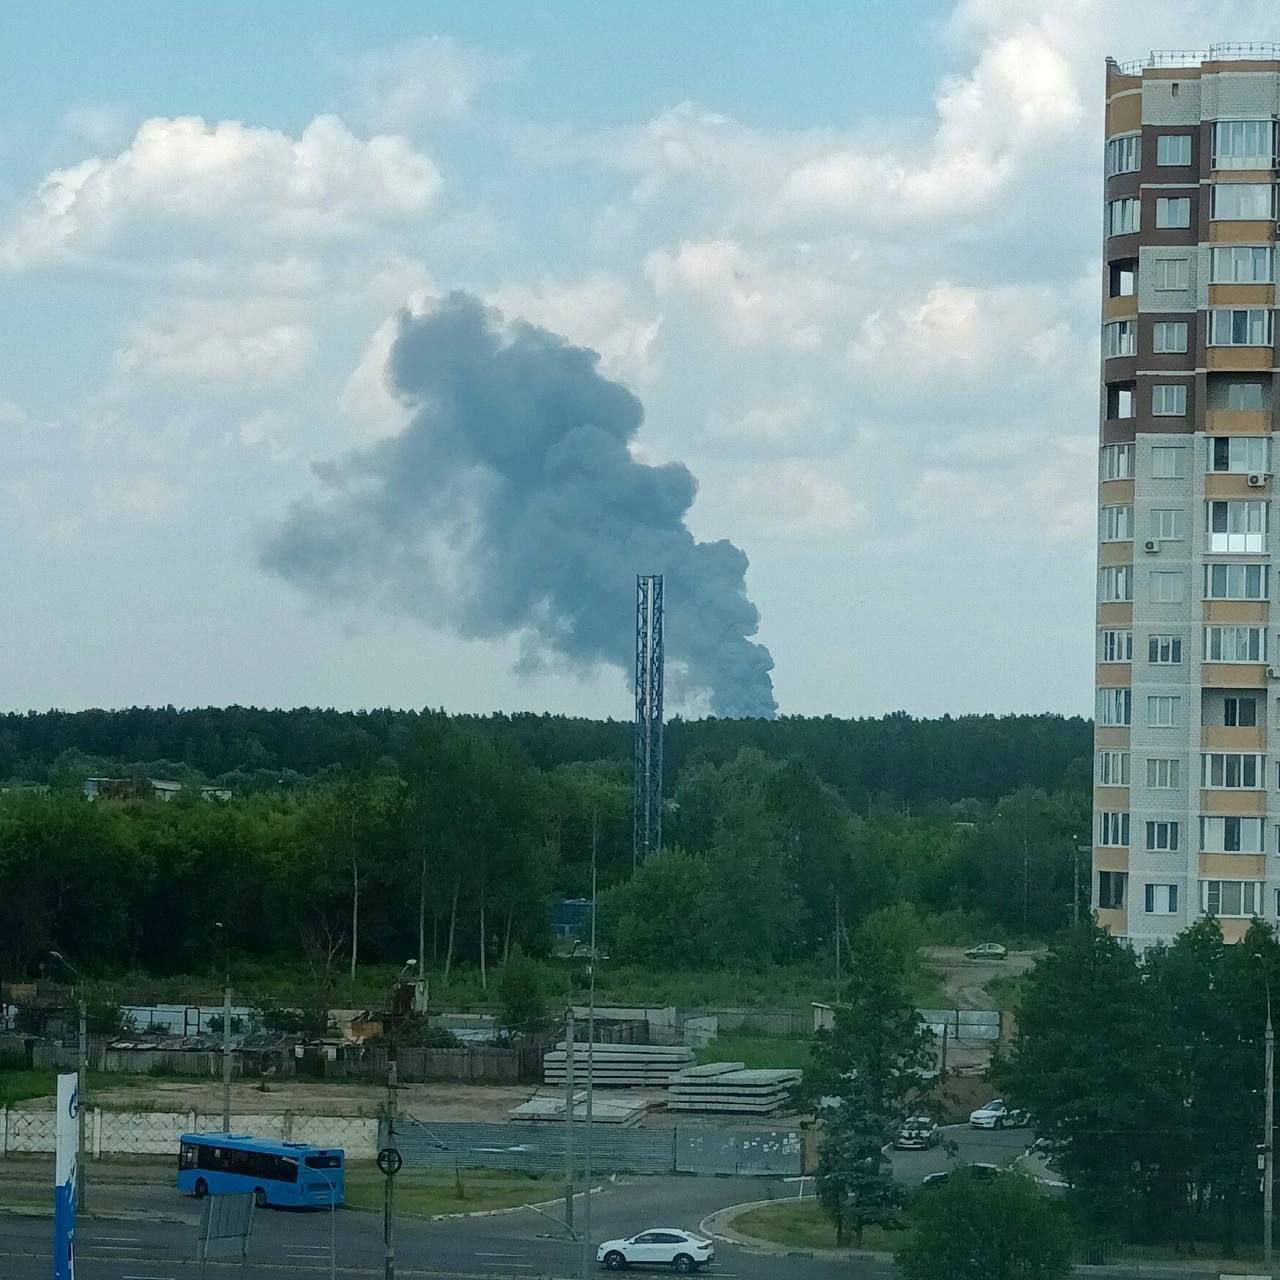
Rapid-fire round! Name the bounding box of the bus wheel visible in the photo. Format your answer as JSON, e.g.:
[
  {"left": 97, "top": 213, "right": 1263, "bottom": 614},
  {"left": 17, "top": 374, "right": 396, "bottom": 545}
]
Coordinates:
[
  {"left": 193, "top": 1179, "right": 208, "bottom": 1198},
  {"left": 253, "top": 1187, "right": 267, "bottom": 1209}
]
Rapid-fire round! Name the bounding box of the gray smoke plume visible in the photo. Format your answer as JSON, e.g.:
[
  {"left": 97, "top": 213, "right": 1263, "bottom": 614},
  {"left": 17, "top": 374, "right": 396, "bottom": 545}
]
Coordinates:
[{"left": 261, "top": 291, "right": 776, "bottom": 717}]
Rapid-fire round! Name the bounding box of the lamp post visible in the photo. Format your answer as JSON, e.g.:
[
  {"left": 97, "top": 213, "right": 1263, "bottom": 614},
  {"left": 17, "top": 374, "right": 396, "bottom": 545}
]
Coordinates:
[
  {"left": 577, "top": 818, "right": 598, "bottom": 1280},
  {"left": 384, "top": 959, "right": 417, "bottom": 1280},
  {"left": 49, "top": 950, "right": 87, "bottom": 1213},
  {"left": 214, "top": 921, "right": 232, "bottom": 1134}
]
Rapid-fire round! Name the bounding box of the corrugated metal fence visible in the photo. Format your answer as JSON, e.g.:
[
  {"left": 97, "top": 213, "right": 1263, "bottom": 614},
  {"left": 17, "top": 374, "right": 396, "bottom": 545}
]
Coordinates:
[{"left": 674, "top": 1128, "right": 803, "bottom": 1176}]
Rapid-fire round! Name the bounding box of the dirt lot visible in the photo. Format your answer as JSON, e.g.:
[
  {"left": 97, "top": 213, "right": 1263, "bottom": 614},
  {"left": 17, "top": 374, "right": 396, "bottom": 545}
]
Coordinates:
[{"left": 924, "top": 945, "right": 1042, "bottom": 1010}]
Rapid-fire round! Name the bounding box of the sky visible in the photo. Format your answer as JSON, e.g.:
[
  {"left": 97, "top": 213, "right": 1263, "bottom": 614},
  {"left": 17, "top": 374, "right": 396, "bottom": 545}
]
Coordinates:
[{"left": 0, "top": 0, "right": 1273, "bottom": 722}]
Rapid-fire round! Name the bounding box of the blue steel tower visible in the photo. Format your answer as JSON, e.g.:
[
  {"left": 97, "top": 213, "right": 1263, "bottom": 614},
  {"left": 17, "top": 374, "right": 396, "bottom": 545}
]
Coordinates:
[{"left": 633, "top": 574, "right": 664, "bottom": 866}]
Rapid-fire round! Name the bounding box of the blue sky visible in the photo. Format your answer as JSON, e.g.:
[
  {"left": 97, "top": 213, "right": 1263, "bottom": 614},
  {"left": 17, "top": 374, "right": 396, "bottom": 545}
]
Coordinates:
[{"left": 0, "top": 0, "right": 1272, "bottom": 719}]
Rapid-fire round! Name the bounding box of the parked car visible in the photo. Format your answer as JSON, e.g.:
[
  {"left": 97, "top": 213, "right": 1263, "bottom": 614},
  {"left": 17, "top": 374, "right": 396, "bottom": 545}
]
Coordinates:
[
  {"left": 964, "top": 942, "right": 1008, "bottom": 960},
  {"left": 922, "top": 1162, "right": 1004, "bottom": 1188},
  {"left": 968, "top": 1099, "right": 1029, "bottom": 1130},
  {"left": 894, "top": 1116, "right": 942, "bottom": 1150},
  {"left": 597, "top": 1228, "right": 715, "bottom": 1272}
]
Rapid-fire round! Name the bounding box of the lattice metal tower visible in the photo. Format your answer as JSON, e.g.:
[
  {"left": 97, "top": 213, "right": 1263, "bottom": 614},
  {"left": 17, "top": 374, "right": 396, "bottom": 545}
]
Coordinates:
[{"left": 633, "top": 574, "right": 664, "bottom": 866}]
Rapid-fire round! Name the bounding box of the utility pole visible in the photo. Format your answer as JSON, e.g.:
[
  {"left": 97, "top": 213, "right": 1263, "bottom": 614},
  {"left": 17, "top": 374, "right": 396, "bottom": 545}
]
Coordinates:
[
  {"left": 1266, "top": 997, "right": 1275, "bottom": 1268},
  {"left": 384, "top": 1057, "right": 397, "bottom": 1280},
  {"left": 563, "top": 1007, "right": 575, "bottom": 1233},
  {"left": 221, "top": 984, "right": 233, "bottom": 1133},
  {"left": 77, "top": 993, "right": 87, "bottom": 1213},
  {"left": 1071, "top": 834, "right": 1080, "bottom": 928},
  {"left": 834, "top": 897, "right": 841, "bottom": 987},
  {"left": 578, "top": 820, "right": 598, "bottom": 1280}
]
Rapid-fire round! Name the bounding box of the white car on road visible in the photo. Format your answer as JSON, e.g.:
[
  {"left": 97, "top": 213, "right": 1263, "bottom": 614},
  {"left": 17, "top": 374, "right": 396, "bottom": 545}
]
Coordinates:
[
  {"left": 597, "top": 1228, "right": 715, "bottom": 1272},
  {"left": 968, "top": 1099, "right": 1029, "bottom": 1130}
]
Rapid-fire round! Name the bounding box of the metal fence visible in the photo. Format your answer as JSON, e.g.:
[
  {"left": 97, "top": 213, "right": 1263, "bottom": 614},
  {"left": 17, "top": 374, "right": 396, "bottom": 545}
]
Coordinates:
[
  {"left": 674, "top": 1128, "right": 803, "bottom": 1176},
  {"left": 918, "top": 1009, "right": 1001, "bottom": 1042}
]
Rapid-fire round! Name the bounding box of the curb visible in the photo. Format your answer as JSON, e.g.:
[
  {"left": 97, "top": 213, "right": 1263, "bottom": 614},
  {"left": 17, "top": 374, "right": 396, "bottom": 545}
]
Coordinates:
[
  {"left": 344, "top": 1181, "right": 609, "bottom": 1223},
  {"left": 698, "top": 1198, "right": 892, "bottom": 1263}
]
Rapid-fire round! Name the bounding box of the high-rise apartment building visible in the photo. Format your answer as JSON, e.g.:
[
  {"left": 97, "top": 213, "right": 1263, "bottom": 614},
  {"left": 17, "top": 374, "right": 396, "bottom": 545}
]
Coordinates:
[{"left": 1096, "top": 45, "right": 1280, "bottom": 945}]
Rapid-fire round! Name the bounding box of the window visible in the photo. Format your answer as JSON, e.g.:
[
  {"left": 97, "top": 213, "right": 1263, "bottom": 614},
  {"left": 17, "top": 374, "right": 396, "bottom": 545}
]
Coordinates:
[
  {"left": 1100, "top": 564, "right": 1133, "bottom": 602},
  {"left": 1109, "top": 260, "right": 1136, "bottom": 298},
  {"left": 1107, "top": 197, "right": 1140, "bottom": 235},
  {"left": 1206, "top": 500, "right": 1268, "bottom": 552},
  {"left": 1151, "top": 509, "right": 1182, "bottom": 540},
  {"left": 1212, "top": 182, "right": 1276, "bottom": 220},
  {"left": 1145, "top": 883, "right": 1179, "bottom": 914},
  {"left": 1103, "top": 320, "right": 1136, "bottom": 357},
  {"left": 1098, "top": 869, "right": 1128, "bottom": 909},
  {"left": 1202, "top": 879, "right": 1262, "bottom": 918},
  {"left": 1150, "top": 573, "right": 1183, "bottom": 604},
  {"left": 1227, "top": 381, "right": 1267, "bottom": 410},
  {"left": 1224, "top": 695, "right": 1258, "bottom": 727},
  {"left": 1213, "top": 120, "right": 1277, "bottom": 169},
  {"left": 1101, "top": 443, "right": 1135, "bottom": 479},
  {"left": 1202, "top": 816, "right": 1266, "bottom": 852},
  {"left": 1152, "top": 258, "right": 1190, "bottom": 290},
  {"left": 1157, "top": 134, "right": 1192, "bottom": 166},
  {"left": 1148, "top": 634, "right": 1183, "bottom": 663},
  {"left": 1097, "top": 750, "right": 1130, "bottom": 785},
  {"left": 1153, "top": 321, "right": 1188, "bottom": 353},
  {"left": 1209, "top": 308, "right": 1274, "bottom": 346},
  {"left": 1209, "top": 436, "right": 1270, "bottom": 473},
  {"left": 1155, "top": 197, "right": 1191, "bottom": 229},
  {"left": 1153, "top": 384, "right": 1188, "bottom": 416},
  {"left": 1151, "top": 446, "right": 1186, "bottom": 477},
  {"left": 1211, "top": 246, "right": 1273, "bottom": 283},
  {"left": 1107, "top": 383, "right": 1135, "bottom": 418},
  {"left": 1106, "top": 134, "right": 1141, "bottom": 175},
  {"left": 1147, "top": 695, "right": 1179, "bottom": 727},
  {"left": 1146, "top": 757, "right": 1180, "bottom": 788},
  {"left": 1100, "top": 505, "right": 1133, "bottom": 541},
  {"left": 1145, "top": 820, "right": 1180, "bottom": 851},
  {"left": 1098, "top": 687, "right": 1132, "bottom": 726},
  {"left": 1204, "top": 563, "right": 1268, "bottom": 600},
  {"left": 1205, "top": 625, "right": 1266, "bottom": 662},
  {"left": 1202, "top": 753, "right": 1264, "bottom": 788},
  {"left": 1100, "top": 629, "right": 1133, "bottom": 662}
]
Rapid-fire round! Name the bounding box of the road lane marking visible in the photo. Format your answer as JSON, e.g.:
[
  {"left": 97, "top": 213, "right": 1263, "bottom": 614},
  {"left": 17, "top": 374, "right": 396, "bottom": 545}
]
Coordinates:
[{"left": 475, "top": 1253, "right": 525, "bottom": 1258}]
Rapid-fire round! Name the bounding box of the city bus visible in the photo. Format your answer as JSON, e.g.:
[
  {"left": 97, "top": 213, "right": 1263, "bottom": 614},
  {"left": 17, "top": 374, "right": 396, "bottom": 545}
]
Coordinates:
[{"left": 177, "top": 1133, "right": 345, "bottom": 1208}]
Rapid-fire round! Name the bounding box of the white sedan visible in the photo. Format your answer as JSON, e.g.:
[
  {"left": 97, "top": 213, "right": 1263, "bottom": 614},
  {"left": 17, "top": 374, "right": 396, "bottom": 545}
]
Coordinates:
[
  {"left": 969, "top": 1099, "right": 1029, "bottom": 1130},
  {"left": 597, "top": 1228, "right": 715, "bottom": 1272}
]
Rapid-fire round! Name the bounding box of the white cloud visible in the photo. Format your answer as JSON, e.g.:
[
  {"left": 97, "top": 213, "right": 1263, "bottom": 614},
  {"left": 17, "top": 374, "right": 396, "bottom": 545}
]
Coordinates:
[{"left": 114, "top": 318, "right": 316, "bottom": 385}]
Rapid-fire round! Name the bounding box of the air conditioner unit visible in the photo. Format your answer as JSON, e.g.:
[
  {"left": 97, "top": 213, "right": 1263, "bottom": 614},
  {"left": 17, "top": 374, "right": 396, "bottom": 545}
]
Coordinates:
[
  {"left": 1267, "top": 666, "right": 1280, "bottom": 680},
  {"left": 1248, "top": 472, "right": 1268, "bottom": 487},
  {"left": 1143, "top": 539, "right": 1160, "bottom": 553}
]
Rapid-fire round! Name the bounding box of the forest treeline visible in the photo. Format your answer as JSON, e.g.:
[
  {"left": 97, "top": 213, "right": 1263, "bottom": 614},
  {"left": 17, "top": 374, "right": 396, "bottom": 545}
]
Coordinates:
[{"left": 0, "top": 709, "right": 1089, "bottom": 984}]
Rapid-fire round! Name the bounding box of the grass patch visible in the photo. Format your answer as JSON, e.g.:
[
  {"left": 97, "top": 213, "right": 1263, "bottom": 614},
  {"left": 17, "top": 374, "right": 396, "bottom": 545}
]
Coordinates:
[
  {"left": 0, "top": 1069, "right": 56, "bottom": 1107},
  {"left": 734, "top": 1199, "right": 912, "bottom": 1253},
  {"left": 694, "top": 1034, "right": 811, "bottom": 1071},
  {"left": 984, "top": 972, "right": 1025, "bottom": 1009},
  {"left": 343, "top": 1166, "right": 553, "bottom": 1218}
]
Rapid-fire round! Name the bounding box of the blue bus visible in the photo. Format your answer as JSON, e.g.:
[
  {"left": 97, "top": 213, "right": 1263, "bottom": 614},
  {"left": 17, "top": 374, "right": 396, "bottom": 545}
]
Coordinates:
[{"left": 177, "top": 1133, "right": 345, "bottom": 1208}]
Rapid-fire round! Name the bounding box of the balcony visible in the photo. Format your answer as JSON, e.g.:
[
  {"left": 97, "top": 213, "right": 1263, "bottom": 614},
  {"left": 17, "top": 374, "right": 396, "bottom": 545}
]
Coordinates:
[
  {"left": 1200, "top": 663, "right": 1268, "bottom": 689},
  {"left": 1199, "top": 788, "right": 1267, "bottom": 814},
  {"left": 1206, "top": 409, "right": 1270, "bottom": 435},
  {"left": 1207, "top": 347, "right": 1274, "bottom": 372}
]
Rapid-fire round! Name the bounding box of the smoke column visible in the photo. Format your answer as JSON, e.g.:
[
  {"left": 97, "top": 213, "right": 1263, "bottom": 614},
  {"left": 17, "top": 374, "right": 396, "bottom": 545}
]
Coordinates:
[{"left": 261, "top": 291, "right": 776, "bottom": 717}]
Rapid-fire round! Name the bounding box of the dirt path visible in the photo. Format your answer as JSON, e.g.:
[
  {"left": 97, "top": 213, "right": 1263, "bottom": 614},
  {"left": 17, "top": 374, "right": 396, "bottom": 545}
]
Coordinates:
[{"left": 924, "top": 945, "right": 1042, "bottom": 1009}]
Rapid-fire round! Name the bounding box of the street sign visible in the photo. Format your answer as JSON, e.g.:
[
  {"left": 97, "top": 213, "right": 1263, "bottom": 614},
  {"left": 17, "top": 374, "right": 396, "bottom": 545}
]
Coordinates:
[
  {"left": 198, "top": 1192, "right": 254, "bottom": 1266},
  {"left": 53, "top": 1073, "right": 77, "bottom": 1280},
  {"left": 377, "top": 1147, "right": 404, "bottom": 1177}
]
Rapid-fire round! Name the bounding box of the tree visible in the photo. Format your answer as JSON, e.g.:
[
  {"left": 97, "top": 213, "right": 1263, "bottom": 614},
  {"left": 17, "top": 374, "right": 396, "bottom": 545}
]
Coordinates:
[
  {"left": 896, "top": 1170, "right": 1072, "bottom": 1280},
  {"left": 602, "top": 848, "right": 721, "bottom": 969},
  {"left": 497, "top": 948, "right": 548, "bottom": 1036}
]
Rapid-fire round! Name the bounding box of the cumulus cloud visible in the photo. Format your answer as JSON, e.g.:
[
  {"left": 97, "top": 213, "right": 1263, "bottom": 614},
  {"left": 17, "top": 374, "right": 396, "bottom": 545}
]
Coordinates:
[{"left": 114, "top": 318, "right": 316, "bottom": 385}]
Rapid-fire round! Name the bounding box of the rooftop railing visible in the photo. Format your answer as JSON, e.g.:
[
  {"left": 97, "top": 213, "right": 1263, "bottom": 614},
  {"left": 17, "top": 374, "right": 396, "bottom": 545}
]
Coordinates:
[{"left": 1110, "top": 43, "right": 1280, "bottom": 76}]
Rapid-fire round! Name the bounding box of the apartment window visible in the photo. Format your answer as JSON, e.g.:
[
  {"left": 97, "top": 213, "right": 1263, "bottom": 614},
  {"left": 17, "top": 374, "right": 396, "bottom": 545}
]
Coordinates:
[
  {"left": 1153, "top": 384, "right": 1188, "bottom": 416},
  {"left": 1206, "top": 500, "right": 1268, "bottom": 553},
  {"left": 1151, "top": 446, "right": 1186, "bottom": 477},
  {"left": 1210, "top": 308, "right": 1274, "bottom": 346},
  {"left": 1213, "top": 120, "right": 1277, "bottom": 169},
  {"left": 1205, "top": 625, "right": 1266, "bottom": 662},
  {"left": 1145, "top": 883, "right": 1179, "bottom": 914},
  {"left": 1097, "top": 686, "right": 1132, "bottom": 726},
  {"left": 1150, "top": 572, "right": 1183, "bottom": 604},
  {"left": 1208, "top": 436, "right": 1270, "bottom": 473},
  {"left": 1149, "top": 509, "right": 1182, "bottom": 541},
  {"left": 1212, "top": 182, "right": 1277, "bottom": 220},
  {"left": 1100, "top": 505, "right": 1133, "bottom": 541},
  {"left": 1106, "top": 383, "right": 1135, "bottom": 419},
  {"left": 1153, "top": 321, "right": 1189, "bottom": 353},
  {"left": 1224, "top": 695, "right": 1259, "bottom": 727},
  {"left": 1103, "top": 320, "right": 1137, "bottom": 357},
  {"left": 1109, "top": 260, "right": 1137, "bottom": 298},
  {"left": 1211, "top": 245, "right": 1274, "bottom": 283},
  {"left": 1202, "top": 816, "right": 1266, "bottom": 852},
  {"left": 1147, "top": 695, "right": 1179, "bottom": 727},
  {"left": 1152, "top": 258, "right": 1190, "bottom": 291},
  {"left": 1098, "top": 870, "right": 1128, "bottom": 909},
  {"left": 1157, "top": 135, "right": 1192, "bottom": 166},
  {"left": 1202, "top": 879, "right": 1262, "bottom": 918},
  {"left": 1107, "top": 197, "right": 1140, "bottom": 235},
  {"left": 1100, "top": 564, "right": 1133, "bottom": 602},
  {"left": 1146, "top": 757, "right": 1180, "bottom": 789},
  {"left": 1097, "top": 750, "right": 1130, "bottom": 786},
  {"left": 1100, "top": 629, "right": 1133, "bottom": 663},
  {"left": 1148, "top": 634, "right": 1183, "bottom": 663},
  {"left": 1145, "top": 820, "right": 1181, "bottom": 852},
  {"left": 1155, "top": 197, "right": 1191, "bottom": 229},
  {"left": 1204, "top": 563, "right": 1269, "bottom": 600},
  {"left": 1102, "top": 442, "right": 1135, "bottom": 479},
  {"left": 1227, "top": 382, "right": 1267, "bottom": 410},
  {"left": 1106, "top": 134, "right": 1141, "bottom": 176},
  {"left": 1203, "top": 753, "right": 1264, "bottom": 788}
]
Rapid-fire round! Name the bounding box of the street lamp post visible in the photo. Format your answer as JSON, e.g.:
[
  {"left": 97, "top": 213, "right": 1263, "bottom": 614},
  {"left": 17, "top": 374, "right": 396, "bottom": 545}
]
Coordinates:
[
  {"left": 384, "top": 959, "right": 416, "bottom": 1280},
  {"left": 214, "top": 921, "right": 232, "bottom": 1134},
  {"left": 49, "top": 950, "right": 87, "bottom": 1213}
]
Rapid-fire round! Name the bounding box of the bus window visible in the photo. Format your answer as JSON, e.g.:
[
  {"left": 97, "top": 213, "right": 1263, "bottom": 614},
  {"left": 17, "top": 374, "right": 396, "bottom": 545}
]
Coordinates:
[
  {"left": 179, "top": 1143, "right": 197, "bottom": 1171},
  {"left": 305, "top": 1154, "right": 342, "bottom": 1169}
]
